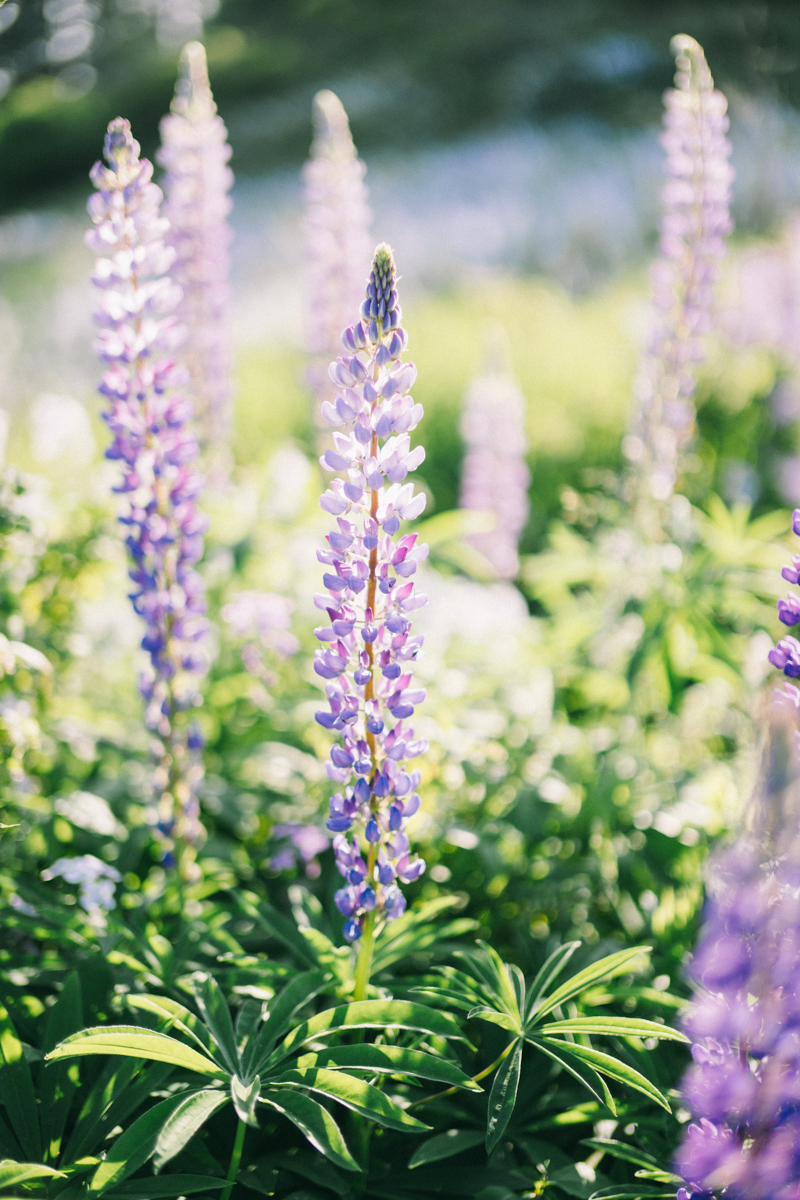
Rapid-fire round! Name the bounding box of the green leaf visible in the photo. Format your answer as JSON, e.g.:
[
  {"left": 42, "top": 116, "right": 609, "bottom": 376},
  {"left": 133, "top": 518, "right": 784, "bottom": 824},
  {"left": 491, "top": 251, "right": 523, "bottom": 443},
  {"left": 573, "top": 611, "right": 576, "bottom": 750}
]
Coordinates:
[
  {"left": 0, "top": 1004, "right": 41, "bottom": 1161},
  {"left": 236, "top": 895, "right": 318, "bottom": 969},
  {"left": 540, "top": 1018, "right": 688, "bottom": 1043},
  {"left": 63, "top": 1060, "right": 175, "bottom": 1165},
  {"left": 106, "top": 1175, "right": 227, "bottom": 1199},
  {"left": 296, "top": 1045, "right": 482, "bottom": 1091},
  {"left": 0, "top": 1160, "right": 65, "bottom": 1188},
  {"left": 270, "top": 1000, "right": 462, "bottom": 1065},
  {"left": 274, "top": 1067, "right": 430, "bottom": 1132},
  {"left": 408, "top": 1128, "right": 485, "bottom": 1168},
  {"left": 541, "top": 1039, "right": 670, "bottom": 1111},
  {"left": 40, "top": 971, "right": 83, "bottom": 1163},
  {"left": 191, "top": 975, "right": 240, "bottom": 1076},
  {"left": 634, "top": 1170, "right": 683, "bottom": 1184},
  {"left": 467, "top": 1007, "right": 523, "bottom": 1035},
  {"left": 533, "top": 948, "right": 651, "bottom": 1021},
  {"left": 246, "top": 970, "right": 327, "bottom": 1076},
  {"left": 47, "top": 1027, "right": 225, "bottom": 1078},
  {"left": 589, "top": 1188, "right": 676, "bottom": 1200},
  {"left": 231, "top": 1075, "right": 261, "bottom": 1127},
  {"left": 260, "top": 1090, "right": 358, "bottom": 1173},
  {"left": 127, "top": 995, "right": 216, "bottom": 1057},
  {"left": 151, "top": 1089, "right": 228, "bottom": 1172},
  {"left": 299, "top": 929, "right": 352, "bottom": 986},
  {"left": 90, "top": 1092, "right": 210, "bottom": 1194},
  {"left": 528, "top": 1038, "right": 615, "bottom": 1115},
  {"left": 486, "top": 1039, "right": 523, "bottom": 1153},
  {"left": 580, "top": 1140, "right": 660, "bottom": 1171}
]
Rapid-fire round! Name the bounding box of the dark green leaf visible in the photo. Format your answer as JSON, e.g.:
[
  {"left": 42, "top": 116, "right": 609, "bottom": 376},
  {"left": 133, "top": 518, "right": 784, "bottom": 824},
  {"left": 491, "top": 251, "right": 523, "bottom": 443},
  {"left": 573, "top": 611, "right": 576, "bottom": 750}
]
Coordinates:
[
  {"left": 151, "top": 1089, "right": 229, "bottom": 1172},
  {"left": 590, "top": 1188, "right": 676, "bottom": 1200},
  {"left": 191, "top": 975, "right": 240, "bottom": 1076},
  {"left": 90, "top": 1092, "right": 211, "bottom": 1194},
  {"left": 65, "top": 1061, "right": 175, "bottom": 1165},
  {"left": 541, "top": 1040, "right": 669, "bottom": 1111},
  {"left": 467, "top": 1007, "right": 522, "bottom": 1035},
  {"left": 40, "top": 971, "right": 83, "bottom": 1163},
  {"left": 236, "top": 895, "right": 318, "bottom": 969},
  {"left": 534, "top": 949, "right": 651, "bottom": 1021},
  {"left": 0, "top": 1160, "right": 65, "bottom": 1187},
  {"left": 528, "top": 1038, "right": 615, "bottom": 1115},
  {"left": 296, "top": 1045, "right": 481, "bottom": 1091},
  {"left": 274, "top": 1068, "right": 430, "bottom": 1133},
  {"left": 0, "top": 1004, "right": 41, "bottom": 1161},
  {"left": 485, "top": 1039, "right": 523, "bottom": 1153},
  {"left": 528, "top": 943, "right": 581, "bottom": 1012},
  {"left": 408, "top": 1128, "right": 485, "bottom": 1168},
  {"left": 107, "top": 1175, "right": 227, "bottom": 1198},
  {"left": 270, "top": 1000, "right": 462, "bottom": 1066},
  {"left": 47, "top": 1027, "right": 224, "bottom": 1078},
  {"left": 260, "top": 1090, "right": 358, "bottom": 1173},
  {"left": 245, "top": 971, "right": 327, "bottom": 1076},
  {"left": 580, "top": 1140, "right": 660, "bottom": 1171}
]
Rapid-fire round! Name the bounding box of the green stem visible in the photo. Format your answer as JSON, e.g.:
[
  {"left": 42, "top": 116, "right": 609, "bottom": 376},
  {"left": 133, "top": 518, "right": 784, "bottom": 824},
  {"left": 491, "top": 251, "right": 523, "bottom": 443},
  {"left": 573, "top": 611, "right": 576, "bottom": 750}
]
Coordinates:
[
  {"left": 406, "top": 1042, "right": 514, "bottom": 1110},
  {"left": 221, "top": 1117, "right": 246, "bottom": 1200},
  {"left": 353, "top": 908, "right": 376, "bottom": 1001}
]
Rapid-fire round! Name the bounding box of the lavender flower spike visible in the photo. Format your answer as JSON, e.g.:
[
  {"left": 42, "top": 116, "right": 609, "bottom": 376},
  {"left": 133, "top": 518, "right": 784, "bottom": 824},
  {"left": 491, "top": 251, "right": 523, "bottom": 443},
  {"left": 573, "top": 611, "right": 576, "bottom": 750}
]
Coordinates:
[
  {"left": 676, "top": 714, "right": 800, "bottom": 1200},
  {"left": 87, "top": 118, "right": 210, "bottom": 865},
  {"left": 315, "top": 244, "right": 428, "bottom": 995},
  {"left": 158, "top": 42, "right": 233, "bottom": 481},
  {"left": 459, "top": 324, "right": 530, "bottom": 580},
  {"left": 626, "top": 35, "right": 733, "bottom": 506},
  {"left": 303, "top": 90, "right": 371, "bottom": 416}
]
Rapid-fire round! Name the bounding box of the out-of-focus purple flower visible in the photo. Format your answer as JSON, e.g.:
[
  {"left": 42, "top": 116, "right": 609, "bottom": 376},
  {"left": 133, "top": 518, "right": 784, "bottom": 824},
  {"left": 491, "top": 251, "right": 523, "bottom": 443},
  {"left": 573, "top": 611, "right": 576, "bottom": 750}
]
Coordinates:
[
  {"left": 42, "top": 854, "right": 121, "bottom": 913},
  {"left": 270, "top": 822, "right": 329, "bottom": 878},
  {"left": 222, "top": 590, "right": 299, "bottom": 685},
  {"left": 728, "top": 214, "right": 800, "bottom": 358},
  {"left": 87, "top": 118, "right": 209, "bottom": 859},
  {"left": 303, "top": 90, "right": 371, "bottom": 416},
  {"left": 627, "top": 35, "right": 733, "bottom": 505},
  {"left": 459, "top": 326, "right": 530, "bottom": 580},
  {"left": 770, "top": 507, "right": 800, "bottom": 703},
  {"left": 158, "top": 42, "right": 233, "bottom": 482},
  {"left": 676, "top": 715, "right": 800, "bottom": 1200},
  {"left": 315, "top": 243, "right": 428, "bottom": 943}
]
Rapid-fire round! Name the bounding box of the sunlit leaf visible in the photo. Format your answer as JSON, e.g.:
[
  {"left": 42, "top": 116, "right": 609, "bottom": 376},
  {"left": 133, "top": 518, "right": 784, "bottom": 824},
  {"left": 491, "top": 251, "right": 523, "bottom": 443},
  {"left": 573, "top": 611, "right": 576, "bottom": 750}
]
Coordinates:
[
  {"left": 296, "top": 1044, "right": 481, "bottom": 1091},
  {"left": 541, "top": 1039, "right": 670, "bottom": 1111},
  {"left": 151, "top": 1089, "right": 228, "bottom": 1172},
  {"left": 408, "top": 1128, "right": 485, "bottom": 1168},
  {"left": 260, "top": 1090, "right": 358, "bottom": 1172},
  {"left": 47, "top": 1027, "right": 224, "bottom": 1078},
  {"left": 486, "top": 1038, "right": 523, "bottom": 1153},
  {"left": 270, "top": 1000, "right": 462, "bottom": 1065},
  {"left": 540, "top": 1017, "right": 687, "bottom": 1042},
  {"left": 533, "top": 948, "right": 651, "bottom": 1020},
  {"left": 274, "top": 1067, "right": 430, "bottom": 1132}
]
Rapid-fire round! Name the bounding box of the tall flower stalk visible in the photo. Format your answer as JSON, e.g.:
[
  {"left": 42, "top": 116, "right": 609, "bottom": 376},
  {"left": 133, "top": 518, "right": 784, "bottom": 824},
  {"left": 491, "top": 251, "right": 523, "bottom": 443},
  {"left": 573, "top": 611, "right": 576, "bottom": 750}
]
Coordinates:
[
  {"left": 627, "top": 35, "right": 733, "bottom": 509},
  {"left": 158, "top": 41, "right": 233, "bottom": 481},
  {"left": 459, "top": 326, "right": 530, "bottom": 580},
  {"left": 315, "top": 244, "right": 428, "bottom": 998},
  {"left": 303, "top": 89, "right": 372, "bottom": 419},
  {"left": 87, "top": 118, "right": 209, "bottom": 868}
]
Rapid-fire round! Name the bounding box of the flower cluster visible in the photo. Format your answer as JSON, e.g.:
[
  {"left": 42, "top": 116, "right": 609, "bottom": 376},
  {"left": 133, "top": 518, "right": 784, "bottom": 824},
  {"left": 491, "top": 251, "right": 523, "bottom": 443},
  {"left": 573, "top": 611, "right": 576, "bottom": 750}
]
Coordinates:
[
  {"left": 315, "top": 243, "right": 428, "bottom": 943},
  {"left": 42, "top": 855, "right": 121, "bottom": 913},
  {"left": 676, "top": 717, "right": 800, "bottom": 1200},
  {"left": 87, "top": 118, "right": 209, "bottom": 858},
  {"left": 459, "top": 327, "right": 530, "bottom": 580},
  {"left": 303, "top": 89, "right": 372, "bottom": 414},
  {"left": 627, "top": 34, "right": 733, "bottom": 505},
  {"left": 158, "top": 41, "right": 233, "bottom": 477},
  {"left": 769, "top": 508, "right": 800, "bottom": 684}
]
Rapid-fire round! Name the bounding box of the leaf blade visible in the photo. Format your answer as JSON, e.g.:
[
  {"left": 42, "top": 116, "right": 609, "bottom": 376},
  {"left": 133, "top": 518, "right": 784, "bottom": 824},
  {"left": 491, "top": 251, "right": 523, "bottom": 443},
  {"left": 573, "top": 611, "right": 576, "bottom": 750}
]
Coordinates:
[
  {"left": 296, "top": 1045, "right": 481, "bottom": 1091},
  {"left": 274, "top": 1068, "right": 430, "bottom": 1132},
  {"left": 486, "top": 1039, "right": 523, "bottom": 1153},
  {"left": 260, "top": 1090, "right": 358, "bottom": 1173},
  {"left": 47, "top": 1027, "right": 225, "bottom": 1079},
  {"left": 541, "top": 1039, "right": 670, "bottom": 1111}
]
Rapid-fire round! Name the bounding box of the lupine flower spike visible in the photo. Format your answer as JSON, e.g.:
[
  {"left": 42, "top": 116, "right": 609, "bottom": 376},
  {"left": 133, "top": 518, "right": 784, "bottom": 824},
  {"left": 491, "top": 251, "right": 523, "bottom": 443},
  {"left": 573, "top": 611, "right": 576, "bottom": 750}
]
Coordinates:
[
  {"left": 676, "top": 713, "right": 800, "bottom": 1200},
  {"left": 459, "top": 324, "right": 530, "bottom": 580},
  {"left": 158, "top": 42, "right": 233, "bottom": 483},
  {"left": 303, "top": 90, "right": 372, "bottom": 423},
  {"left": 627, "top": 35, "right": 733, "bottom": 508},
  {"left": 768, "top": 507, "right": 800, "bottom": 706},
  {"left": 87, "top": 118, "right": 210, "bottom": 867},
  {"left": 315, "top": 244, "right": 428, "bottom": 996}
]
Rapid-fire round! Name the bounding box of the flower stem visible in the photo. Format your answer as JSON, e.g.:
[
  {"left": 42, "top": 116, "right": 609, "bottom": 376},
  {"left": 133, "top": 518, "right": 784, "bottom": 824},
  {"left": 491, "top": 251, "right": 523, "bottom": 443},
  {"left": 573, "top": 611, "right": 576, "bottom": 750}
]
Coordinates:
[
  {"left": 221, "top": 1117, "right": 246, "bottom": 1200},
  {"left": 353, "top": 907, "right": 376, "bottom": 1000},
  {"left": 406, "top": 1042, "right": 514, "bottom": 1109}
]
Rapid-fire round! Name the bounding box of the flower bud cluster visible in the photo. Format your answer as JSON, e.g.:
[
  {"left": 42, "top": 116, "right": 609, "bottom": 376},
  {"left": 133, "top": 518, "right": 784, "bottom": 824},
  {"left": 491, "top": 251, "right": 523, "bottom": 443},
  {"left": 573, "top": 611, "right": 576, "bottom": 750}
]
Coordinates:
[
  {"left": 769, "top": 508, "right": 800, "bottom": 686},
  {"left": 629, "top": 35, "right": 733, "bottom": 504},
  {"left": 158, "top": 42, "right": 233, "bottom": 476},
  {"left": 315, "top": 244, "right": 428, "bottom": 942},
  {"left": 303, "top": 90, "right": 372, "bottom": 412},
  {"left": 87, "top": 118, "right": 209, "bottom": 855}
]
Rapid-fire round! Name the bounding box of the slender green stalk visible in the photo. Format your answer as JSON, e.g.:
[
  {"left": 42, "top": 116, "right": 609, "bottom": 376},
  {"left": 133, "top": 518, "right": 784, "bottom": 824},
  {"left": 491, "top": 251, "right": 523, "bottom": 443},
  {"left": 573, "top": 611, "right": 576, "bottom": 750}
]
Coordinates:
[
  {"left": 353, "top": 907, "right": 376, "bottom": 1001},
  {"left": 406, "top": 1042, "right": 514, "bottom": 1109},
  {"left": 221, "top": 1117, "right": 246, "bottom": 1200}
]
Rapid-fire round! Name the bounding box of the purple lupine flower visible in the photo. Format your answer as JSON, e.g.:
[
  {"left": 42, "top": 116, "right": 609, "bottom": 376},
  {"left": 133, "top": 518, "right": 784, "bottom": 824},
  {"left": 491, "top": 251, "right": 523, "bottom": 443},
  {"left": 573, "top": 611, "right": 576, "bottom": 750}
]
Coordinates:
[
  {"left": 303, "top": 90, "right": 372, "bottom": 416},
  {"left": 270, "top": 823, "right": 330, "bottom": 878},
  {"left": 87, "top": 118, "right": 209, "bottom": 859},
  {"left": 626, "top": 35, "right": 733, "bottom": 504},
  {"left": 459, "top": 327, "right": 530, "bottom": 580},
  {"left": 158, "top": 42, "right": 233, "bottom": 482},
  {"left": 769, "top": 508, "right": 800, "bottom": 701},
  {"left": 675, "top": 714, "right": 800, "bottom": 1200},
  {"left": 315, "top": 243, "right": 428, "bottom": 943}
]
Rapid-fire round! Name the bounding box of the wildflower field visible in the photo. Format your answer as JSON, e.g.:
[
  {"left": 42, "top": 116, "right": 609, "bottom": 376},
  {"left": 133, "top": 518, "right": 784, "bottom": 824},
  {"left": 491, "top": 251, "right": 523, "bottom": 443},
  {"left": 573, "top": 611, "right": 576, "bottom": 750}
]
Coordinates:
[{"left": 4, "top": 4, "right": 800, "bottom": 1200}]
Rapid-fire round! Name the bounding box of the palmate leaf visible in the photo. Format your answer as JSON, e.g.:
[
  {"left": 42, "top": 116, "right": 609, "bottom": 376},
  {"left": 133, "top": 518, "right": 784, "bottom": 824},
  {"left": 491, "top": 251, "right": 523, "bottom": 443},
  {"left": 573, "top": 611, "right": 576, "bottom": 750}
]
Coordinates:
[
  {"left": 273, "top": 1068, "right": 430, "bottom": 1133},
  {"left": 540, "top": 1017, "right": 688, "bottom": 1043},
  {"left": 150, "top": 1089, "right": 229, "bottom": 1171},
  {"left": 191, "top": 975, "right": 240, "bottom": 1076},
  {"left": 530, "top": 1036, "right": 616, "bottom": 1114},
  {"left": 539, "top": 1039, "right": 670, "bottom": 1111},
  {"left": 485, "top": 1039, "right": 523, "bottom": 1153},
  {"left": 0, "top": 1004, "right": 41, "bottom": 1161},
  {"left": 466, "top": 1007, "right": 522, "bottom": 1035},
  {"left": 244, "top": 970, "right": 327, "bottom": 1076},
  {"left": 296, "top": 1044, "right": 482, "bottom": 1091},
  {"left": 533, "top": 948, "right": 651, "bottom": 1020},
  {"left": 47, "top": 1027, "right": 225, "bottom": 1078},
  {"left": 127, "top": 995, "right": 216, "bottom": 1058},
  {"left": 89, "top": 1091, "right": 215, "bottom": 1194},
  {"left": 260, "top": 1090, "right": 358, "bottom": 1173},
  {"left": 408, "top": 1129, "right": 486, "bottom": 1169},
  {"left": 267, "top": 1000, "right": 462, "bottom": 1068}
]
